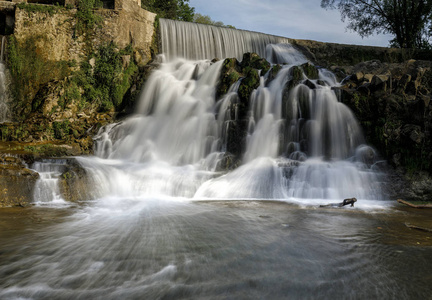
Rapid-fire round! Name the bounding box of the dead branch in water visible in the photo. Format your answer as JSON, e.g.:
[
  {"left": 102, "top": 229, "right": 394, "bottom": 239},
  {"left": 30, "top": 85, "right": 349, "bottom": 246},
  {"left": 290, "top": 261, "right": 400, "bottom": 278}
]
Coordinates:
[
  {"left": 397, "top": 199, "right": 432, "bottom": 209},
  {"left": 404, "top": 223, "right": 432, "bottom": 232}
]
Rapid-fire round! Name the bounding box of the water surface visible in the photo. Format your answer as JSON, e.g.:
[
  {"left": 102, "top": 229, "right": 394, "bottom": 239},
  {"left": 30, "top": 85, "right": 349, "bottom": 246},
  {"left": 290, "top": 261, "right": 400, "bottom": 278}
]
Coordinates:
[{"left": 1, "top": 200, "right": 431, "bottom": 299}]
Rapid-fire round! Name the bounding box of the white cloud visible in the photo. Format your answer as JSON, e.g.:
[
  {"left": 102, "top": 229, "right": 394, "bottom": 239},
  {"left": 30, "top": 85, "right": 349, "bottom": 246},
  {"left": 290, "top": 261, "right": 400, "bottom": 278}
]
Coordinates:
[{"left": 188, "top": 0, "right": 392, "bottom": 46}]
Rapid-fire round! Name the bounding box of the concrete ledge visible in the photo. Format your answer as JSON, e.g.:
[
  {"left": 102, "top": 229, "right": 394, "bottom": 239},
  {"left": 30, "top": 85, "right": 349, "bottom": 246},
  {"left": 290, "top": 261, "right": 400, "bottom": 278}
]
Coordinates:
[{"left": 0, "top": 1, "right": 16, "bottom": 12}]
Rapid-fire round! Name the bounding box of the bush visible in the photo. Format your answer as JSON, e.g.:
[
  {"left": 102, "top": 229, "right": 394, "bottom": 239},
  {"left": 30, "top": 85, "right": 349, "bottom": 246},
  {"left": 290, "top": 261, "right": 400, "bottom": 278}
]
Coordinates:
[{"left": 72, "top": 42, "right": 138, "bottom": 112}]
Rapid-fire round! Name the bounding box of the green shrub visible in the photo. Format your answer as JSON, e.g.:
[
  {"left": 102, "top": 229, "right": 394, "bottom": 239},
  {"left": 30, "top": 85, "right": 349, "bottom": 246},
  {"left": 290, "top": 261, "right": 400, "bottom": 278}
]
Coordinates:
[
  {"left": 72, "top": 42, "right": 138, "bottom": 112},
  {"left": 53, "top": 120, "right": 71, "bottom": 140},
  {"left": 75, "top": 0, "right": 103, "bottom": 33}
]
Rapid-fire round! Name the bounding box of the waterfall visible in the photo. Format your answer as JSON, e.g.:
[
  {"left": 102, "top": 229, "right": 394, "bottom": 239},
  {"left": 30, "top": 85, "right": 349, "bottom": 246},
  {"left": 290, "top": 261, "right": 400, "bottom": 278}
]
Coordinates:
[
  {"left": 0, "top": 36, "right": 11, "bottom": 123},
  {"left": 159, "top": 19, "right": 294, "bottom": 61},
  {"left": 58, "top": 20, "right": 385, "bottom": 204},
  {"left": 31, "top": 160, "right": 68, "bottom": 204}
]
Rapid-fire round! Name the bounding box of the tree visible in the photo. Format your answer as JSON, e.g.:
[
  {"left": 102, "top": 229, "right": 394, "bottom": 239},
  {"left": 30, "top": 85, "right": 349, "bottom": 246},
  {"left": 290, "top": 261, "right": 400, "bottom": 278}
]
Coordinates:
[
  {"left": 177, "top": 0, "right": 195, "bottom": 22},
  {"left": 142, "top": 0, "right": 194, "bottom": 21},
  {"left": 321, "top": 0, "right": 432, "bottom": 48},
  {"left": 193, "top": 13, "right": 235, "bottom": 28}
]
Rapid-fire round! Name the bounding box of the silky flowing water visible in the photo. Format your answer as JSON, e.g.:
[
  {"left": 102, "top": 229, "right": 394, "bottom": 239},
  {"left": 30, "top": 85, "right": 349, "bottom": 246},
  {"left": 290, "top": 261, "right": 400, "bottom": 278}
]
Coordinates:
[
  {"left": 1, "top": 20, "right": 431, "bottom": 299},
  {"left": 1, "top": 202, "right": 432, "bottom": 299}
]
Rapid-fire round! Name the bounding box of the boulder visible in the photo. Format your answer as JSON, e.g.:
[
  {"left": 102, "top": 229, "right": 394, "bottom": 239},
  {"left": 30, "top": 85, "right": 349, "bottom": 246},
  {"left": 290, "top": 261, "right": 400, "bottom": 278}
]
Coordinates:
[
  {"left": 0, "top": 155, "right": 39, "bottom": 207},
  {"left": 59, "top": 159, "right": 98, "bottom": 202}
]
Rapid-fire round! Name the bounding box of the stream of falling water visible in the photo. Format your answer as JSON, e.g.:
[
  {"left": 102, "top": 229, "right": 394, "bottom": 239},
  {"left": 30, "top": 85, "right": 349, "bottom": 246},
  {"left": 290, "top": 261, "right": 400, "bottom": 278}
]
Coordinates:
[{"left": 81, "top": 40, "right": 385, "bottom": 205}]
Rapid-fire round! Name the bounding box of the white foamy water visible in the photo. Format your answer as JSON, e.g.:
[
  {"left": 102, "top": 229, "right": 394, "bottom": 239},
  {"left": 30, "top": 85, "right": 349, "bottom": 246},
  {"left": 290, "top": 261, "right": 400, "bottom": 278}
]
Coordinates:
[{"left": 84, "top": 48, "right": 384, "bottom": 205}]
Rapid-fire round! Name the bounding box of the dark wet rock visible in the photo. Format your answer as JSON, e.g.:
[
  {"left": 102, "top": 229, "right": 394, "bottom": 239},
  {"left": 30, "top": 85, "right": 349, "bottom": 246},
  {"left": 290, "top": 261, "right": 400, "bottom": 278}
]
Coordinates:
[
  {"left": 303, "top": 79, "right": 316, "bottom": 89},
  {"left": 241, "top": 52, "right": 271, "bottom": 75},
  {"left": 59, "top": 159, "right": 97, "bottom": 202},
  {"left": 0, "top": 155, "right": 39, "bottom": 207},
  {"left": 225, "top": 120, "right": 249, "bottom": 158},
  {"left": 266, "top": 64, "right": 282, "bottom": 85},
  {"left": 238, "top": 68, "right": 260, "bottom": 104},
  {"left": 340, "top": 59, "right": 432, "bottom": 201},
  {"left": 216, "top": 58, "right": 242, "bottom": 99},
  {"left": 216, "top": 153, "right": 242, "bottom": 172},
  {"left": 300, "top": 62, "right": 319, "bottom": 79}
]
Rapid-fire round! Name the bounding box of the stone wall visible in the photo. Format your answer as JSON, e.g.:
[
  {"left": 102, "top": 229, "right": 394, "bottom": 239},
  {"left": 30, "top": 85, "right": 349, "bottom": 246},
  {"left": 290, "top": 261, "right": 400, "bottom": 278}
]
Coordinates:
[{"left": 13, "top": 0, "right": 155, "bottom": 66}]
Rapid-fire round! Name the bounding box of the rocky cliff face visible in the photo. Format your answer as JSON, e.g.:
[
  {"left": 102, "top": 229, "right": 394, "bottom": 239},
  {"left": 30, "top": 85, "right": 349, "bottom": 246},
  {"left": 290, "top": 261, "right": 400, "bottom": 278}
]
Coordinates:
[
  {"left": 336, "top": 59, "right": 432, "bottom": 201},
  {"left": 13, "top": 1, "right": 155, "bottom": 66},
  {"left": 0, "top": 154, "right": 39, "bottom": 207}
]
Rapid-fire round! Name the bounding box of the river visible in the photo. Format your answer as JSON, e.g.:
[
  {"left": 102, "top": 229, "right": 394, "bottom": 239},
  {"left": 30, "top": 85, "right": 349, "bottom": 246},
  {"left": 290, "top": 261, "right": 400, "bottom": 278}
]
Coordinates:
[{"left": 1, "top": 200, "right": 431, "bottom": 299}]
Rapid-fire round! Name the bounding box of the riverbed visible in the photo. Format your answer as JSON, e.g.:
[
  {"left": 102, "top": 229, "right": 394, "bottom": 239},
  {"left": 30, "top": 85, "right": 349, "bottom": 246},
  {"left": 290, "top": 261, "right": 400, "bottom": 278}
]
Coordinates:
[{"left": 0, "top": 199, "right": 431, "bottom": 299}]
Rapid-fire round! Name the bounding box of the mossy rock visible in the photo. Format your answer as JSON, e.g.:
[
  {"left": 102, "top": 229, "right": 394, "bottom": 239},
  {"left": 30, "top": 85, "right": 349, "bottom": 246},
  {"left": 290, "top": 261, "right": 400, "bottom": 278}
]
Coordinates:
[
  {"left": 241, "top": 52, "right": 271, "bottom": 74},
  {"left": 301, "top": 62, "right": 319, "bottom": 79},
  {"left": 0, "top": 161, "right": 39, "bottom": 207},
  {"left": 238, "top": 68, "right": 260, "bottom": 104},
  {"left": 217, "top": 58, "right": 242, "bottom": 99},
  {"left": 284, "top": 66, "right": 304, "bottom": 91},
  {"left": 59, "top": 160, "right": 96, "bottom": 202},
  {"left": 225, "top": 120, "right": 249, "bottom": 158},
  {"left": 266, "top": 64, "right": 283, "bottom": 85},
  {"left": 216, "top": 153, "right": 242, "bottom": 172}
]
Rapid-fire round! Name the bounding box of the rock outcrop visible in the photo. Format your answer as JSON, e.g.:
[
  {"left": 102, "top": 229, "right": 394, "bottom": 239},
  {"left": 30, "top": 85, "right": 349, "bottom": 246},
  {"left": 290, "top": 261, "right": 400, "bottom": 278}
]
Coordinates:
[
  {"left": 59, "top": 159, "right": 97, "bottom": 202},
  {"left": 336, "top": 59, "right": 432, "bottom": 201},
  {"left": 0, "top": 154, "right": 39, "bottom": 207}
]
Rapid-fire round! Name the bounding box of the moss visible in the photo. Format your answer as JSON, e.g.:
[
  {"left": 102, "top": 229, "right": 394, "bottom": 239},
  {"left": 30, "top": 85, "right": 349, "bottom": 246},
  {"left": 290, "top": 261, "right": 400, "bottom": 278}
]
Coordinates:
[
  {"left": 24, "top": 144, "right": 71, "bottom": 157},
  {"left": 75, "top": 0, "right": 103, "bottom": 34},
  {"left": 6, "top": 35, "right": 71, "bottom": 120},
  {"left": 301, "top": 62, "right": 318, "bottom": 79},
  {"left": 216, "top": 58, "right": 241, "bottom": 99},
  {"left": 238, "top": 68, "right": 260, "bottom": 104},
  {"left": 53, "top": 120, "right": 70, "bottom": 140},
  {"left": 241, "top": 52, "right": 271, "bottom": 74},
  {"left": 71, "top": 42, "right": 139, "bottom": 112},
  {"left": 17, "top": 3, "right": 63, "bottom": 16},
  {"left": 113, "top": 61, "right": 139, "bottom": 108}
]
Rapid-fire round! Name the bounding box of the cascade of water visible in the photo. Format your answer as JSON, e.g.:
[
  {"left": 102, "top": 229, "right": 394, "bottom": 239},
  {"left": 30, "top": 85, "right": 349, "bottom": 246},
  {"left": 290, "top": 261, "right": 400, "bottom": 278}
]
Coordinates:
[
  {"left": 31, "top": 160, "right": 68, "bottom": 204},
  {"left": 160, "top": 19, "right": 294, "bottom": 61},
  {"left": 0, "top": 36, "right": 11, "bottom": 123},
  {"left": 74, "top": 21, "right": 386, "bottom": 203}
]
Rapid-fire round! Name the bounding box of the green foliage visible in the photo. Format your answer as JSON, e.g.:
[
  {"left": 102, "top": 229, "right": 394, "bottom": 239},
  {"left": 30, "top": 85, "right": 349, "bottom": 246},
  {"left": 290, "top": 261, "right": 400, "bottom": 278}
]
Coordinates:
[
  {"left": 73, "top": 42, "right": 138, "bottom": 112},
  {"left": 16, "top": 3, "right": 62, "bottom": 16},
  {"left": 321, "top": 0, "right": 432, "bottom": 49},
  {"left": 177, "top": 0, "right": 195, "bottom": 22},
  {"left": 143, "top": 0, "right": 194, "bottom": 21},
  {"left": 53, "top": 120, "right": 70, "bottom": 140},
  {"left": 75, "top": 0, "right": 103, "bottom": 33},
  {"left": 24, "top": 144, "right": 70, "bottom": 156},
  {"left": 6, "top": 35, "right": 71, "bottom": 120},
  {"left": 193, "top": 13, "right": 235, "bottom": 28}
]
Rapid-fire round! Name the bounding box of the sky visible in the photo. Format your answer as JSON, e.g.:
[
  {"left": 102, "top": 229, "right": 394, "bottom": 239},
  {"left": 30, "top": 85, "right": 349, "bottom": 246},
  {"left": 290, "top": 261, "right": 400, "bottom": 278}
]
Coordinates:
[{"left": 188, "top": 0, "right": 393, "bottom": 47}]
